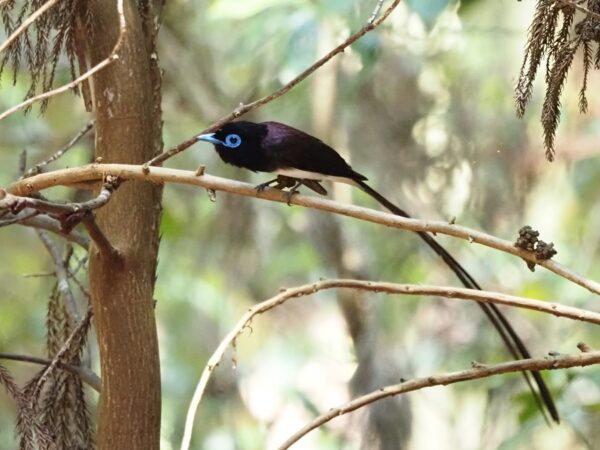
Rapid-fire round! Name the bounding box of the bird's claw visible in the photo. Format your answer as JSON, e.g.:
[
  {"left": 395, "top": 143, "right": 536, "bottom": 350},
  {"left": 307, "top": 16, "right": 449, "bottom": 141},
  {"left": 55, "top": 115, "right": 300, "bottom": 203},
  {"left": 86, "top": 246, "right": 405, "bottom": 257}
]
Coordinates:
[
  {"left": 285, "top": 181, "right": 302, "bottom": 206},
  {"left": 255, "top": 178, "right": 278, "bottom": 192},
  {"left": 285, "top": 189, "right": 298, "bottom": 206},
  {"left": 255, "top": 177, "right": 301, "bottom": 205}
]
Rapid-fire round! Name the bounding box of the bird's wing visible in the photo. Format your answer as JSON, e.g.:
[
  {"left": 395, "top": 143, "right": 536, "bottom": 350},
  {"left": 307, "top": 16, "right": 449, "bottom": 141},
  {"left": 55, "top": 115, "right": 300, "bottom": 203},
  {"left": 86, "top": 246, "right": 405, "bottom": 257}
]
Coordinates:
[{"left": 261, "top": 122, "right": 367, "bottom": 181}]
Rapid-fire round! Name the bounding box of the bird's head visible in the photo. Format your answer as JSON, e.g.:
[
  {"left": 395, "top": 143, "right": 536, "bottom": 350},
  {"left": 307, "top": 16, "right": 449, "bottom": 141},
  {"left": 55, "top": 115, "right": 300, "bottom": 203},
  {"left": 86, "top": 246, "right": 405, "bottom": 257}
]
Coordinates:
[{"left": 197, "top": 121, "right": 266, "bottom": 152}]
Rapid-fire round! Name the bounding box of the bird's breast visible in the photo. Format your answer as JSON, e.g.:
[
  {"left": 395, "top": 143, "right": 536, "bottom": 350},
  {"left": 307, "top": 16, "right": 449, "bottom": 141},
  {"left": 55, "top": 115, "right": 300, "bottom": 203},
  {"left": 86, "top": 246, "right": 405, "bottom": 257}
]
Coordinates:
[
  {"left": 275, "top": 168, "right": 358, "bottom": 186},
  {"left": 216, "top": 146, "right": 278, "bottom": 173}
]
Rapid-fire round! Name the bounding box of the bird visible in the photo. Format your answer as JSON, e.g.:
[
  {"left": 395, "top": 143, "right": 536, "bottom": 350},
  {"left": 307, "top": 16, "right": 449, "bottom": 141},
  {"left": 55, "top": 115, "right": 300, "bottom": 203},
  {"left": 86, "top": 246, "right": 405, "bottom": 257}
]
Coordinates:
[{"left": 197, "top": 120, "right": 559, "bottom": 423}]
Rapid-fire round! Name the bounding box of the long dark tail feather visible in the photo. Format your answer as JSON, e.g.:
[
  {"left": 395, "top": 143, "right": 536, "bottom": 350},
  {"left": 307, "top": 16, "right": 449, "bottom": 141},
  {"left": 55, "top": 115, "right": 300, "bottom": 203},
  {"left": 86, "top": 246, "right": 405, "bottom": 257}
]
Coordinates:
[{"left": 353, "top": 178, "right": 559, "bottom": 424}]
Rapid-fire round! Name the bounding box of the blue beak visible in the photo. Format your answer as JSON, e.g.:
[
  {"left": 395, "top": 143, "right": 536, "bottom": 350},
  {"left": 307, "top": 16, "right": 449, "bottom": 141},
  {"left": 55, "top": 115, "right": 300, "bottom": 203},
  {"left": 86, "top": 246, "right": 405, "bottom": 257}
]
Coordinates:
[{"left": 197, "top": 133, "right": 223, "bottom": 146}]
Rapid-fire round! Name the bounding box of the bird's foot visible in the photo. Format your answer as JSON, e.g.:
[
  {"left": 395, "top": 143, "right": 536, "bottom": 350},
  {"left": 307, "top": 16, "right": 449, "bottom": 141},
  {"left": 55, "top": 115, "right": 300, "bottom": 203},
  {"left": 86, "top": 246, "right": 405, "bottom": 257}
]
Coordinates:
[
  {"left": 285, "top": 181, "right": 302, "bottom": 206},
  {"left": 285, "top": 190, "right": 297, "bottom": 206},
  {"left": 256, "top": 176, "right": 298, "bottom": 192},
  {"left": 255, "top": 177, "right": 302, "bottom": 205},
  {"left": 255, "top": 178, "right": 278, "bottom": 192}
]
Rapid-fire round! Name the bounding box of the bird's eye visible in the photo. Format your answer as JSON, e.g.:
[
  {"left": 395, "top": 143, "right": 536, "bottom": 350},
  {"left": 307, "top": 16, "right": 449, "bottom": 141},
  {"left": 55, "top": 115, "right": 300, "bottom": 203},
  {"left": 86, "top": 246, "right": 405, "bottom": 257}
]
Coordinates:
[{"left": 224, "top": 133, "right": 241, "bottom": 148}]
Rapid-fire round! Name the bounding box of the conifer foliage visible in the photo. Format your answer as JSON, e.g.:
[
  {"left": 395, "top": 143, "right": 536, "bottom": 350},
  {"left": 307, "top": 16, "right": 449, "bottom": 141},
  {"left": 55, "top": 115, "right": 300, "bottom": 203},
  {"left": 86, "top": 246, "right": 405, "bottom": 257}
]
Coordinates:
[{"left": 516, "top": 0, "right": 600, "bottom": 160}]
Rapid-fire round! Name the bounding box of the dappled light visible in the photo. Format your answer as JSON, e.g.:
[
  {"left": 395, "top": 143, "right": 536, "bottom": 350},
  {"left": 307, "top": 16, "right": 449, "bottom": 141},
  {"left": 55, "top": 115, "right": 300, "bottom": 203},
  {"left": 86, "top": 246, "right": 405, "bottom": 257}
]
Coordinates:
[{"left": 1, "top": 1, "right": 599, "bottom": 449}]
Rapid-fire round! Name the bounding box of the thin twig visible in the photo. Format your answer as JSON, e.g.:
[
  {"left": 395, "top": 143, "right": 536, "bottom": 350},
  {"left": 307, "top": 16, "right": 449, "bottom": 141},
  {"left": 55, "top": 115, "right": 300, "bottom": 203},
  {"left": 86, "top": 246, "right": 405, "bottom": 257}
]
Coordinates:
[
  {"left": 70, "top": 254, "right": 89, "bottom": 276},
  {"left": 0, "top": 210, "right": 39, "bottom": 227},
  {"left": 36, "top": 230, "right": 81, "bottom": 324},
  {"left": 0, "top": 0, "right": 126, "bottom": 121},
  {"left": 1, "top": 178, "right": 116, "bottom": 253},
  {"left": 32, "top": 308, "right": 93, "bottom": 400},
  {"left": 148, "top": 0, "right": 401, "bottom": 166},
  {"left": 0, "top": 0, "right": 60, "bottom": 54},
  {"left": 0, "top": 353, "right": 100, "bottom": 392},
  {"left": 23, "top": 271, "right": 56, "bottom": 278},
  {"left": 7, "top": 164, "right": 600, "bottom": 295},
  {"left": 82, "top": 212, "right": 121, "bottom": 259},
  {"left": 179, "top": 279, "right": 600, "bottom": 450},
  {"left": 0, "top": 177, "right": 118, "bottom": 218},
  {"left": 21, "top": 120, "right": 95, "bottom": 179},
  {"left": 369, "top": 0, "right": 386, "bottom": 24},
  {"left": 18, "top": 150, "right": 27, "bottom": 177},
  {"left": 68, "top": 265, "right": 91, "bottom": 299},
  {"left": 19, "top": 215, "right": 90, "bottom": 248},
  {"left": 278, "top": 349, "right": 600, "bottom": 449}
]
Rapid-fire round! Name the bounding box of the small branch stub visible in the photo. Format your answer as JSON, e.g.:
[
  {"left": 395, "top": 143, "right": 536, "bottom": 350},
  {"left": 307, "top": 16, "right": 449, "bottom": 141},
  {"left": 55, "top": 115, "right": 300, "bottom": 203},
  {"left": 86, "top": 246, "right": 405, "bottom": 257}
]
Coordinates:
[
  {"left": 577, "top": 342, "right": 592, "bottom": 353},
  {"left": 206, "top": 188, "right": 216, "bottom": 202}
]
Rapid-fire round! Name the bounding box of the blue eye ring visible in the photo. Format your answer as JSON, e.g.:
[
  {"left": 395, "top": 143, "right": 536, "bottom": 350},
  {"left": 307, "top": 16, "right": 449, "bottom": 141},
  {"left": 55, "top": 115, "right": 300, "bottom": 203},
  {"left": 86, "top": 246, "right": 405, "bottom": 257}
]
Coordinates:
[{"left": 224, "top": 133, "right": 242, "bottom": 148}]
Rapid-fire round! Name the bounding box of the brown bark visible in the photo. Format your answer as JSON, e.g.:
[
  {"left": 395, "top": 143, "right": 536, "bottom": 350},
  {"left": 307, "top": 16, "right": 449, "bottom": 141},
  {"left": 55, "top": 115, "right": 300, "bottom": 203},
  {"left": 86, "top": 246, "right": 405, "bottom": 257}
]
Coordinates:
[{"left": 87, "top": 0, "right": 163, "bottom": 448}]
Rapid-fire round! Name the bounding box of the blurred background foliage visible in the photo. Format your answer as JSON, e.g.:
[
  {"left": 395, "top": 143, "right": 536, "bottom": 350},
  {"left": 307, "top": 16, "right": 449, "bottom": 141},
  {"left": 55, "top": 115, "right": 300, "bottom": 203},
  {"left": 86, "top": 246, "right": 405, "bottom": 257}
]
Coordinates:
[{"left": 1, "top": 0, "right": 599, "bottom": 448}]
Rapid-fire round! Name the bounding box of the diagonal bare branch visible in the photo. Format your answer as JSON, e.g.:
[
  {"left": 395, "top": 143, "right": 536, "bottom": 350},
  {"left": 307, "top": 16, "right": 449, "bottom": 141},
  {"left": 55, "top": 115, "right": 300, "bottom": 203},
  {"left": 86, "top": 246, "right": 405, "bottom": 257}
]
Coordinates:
[
  {"left": 279, "top": 348, "right": 600, "bottom": 449},
  {"left": 0, "top": 353, "right": 100, "bottom": 392},
  {"left": 148, "top": 0, "right": 402, "bottom": 166},
  {"left": 368, "top": 0, "right": 386, "bottom": 24},
  {"left": 11, "top": 214, "right": 90, "bottom": 248},
  {"left": 0, "top": 0, "right": 126, "bottom": 121},
  {"left": 0, "top": 176, "right": 118, "bottom": 218},
  {"left": 0, "top": 0, "right": 60, "bottom": 54},
  {"left": 31, "top": 307, "right": 93, "bottom": 401},
  {"left": 21, "top": 120, "right": 95, "bottom": 179},
  {"left": 37, "top": 229, "right": 81, "bottom": 324},
  {"left": 180, "top": 279, "right": 600, "bottom": 450},
  {"left": 7, "top": 164, "right": 600, "bottom": 295}
]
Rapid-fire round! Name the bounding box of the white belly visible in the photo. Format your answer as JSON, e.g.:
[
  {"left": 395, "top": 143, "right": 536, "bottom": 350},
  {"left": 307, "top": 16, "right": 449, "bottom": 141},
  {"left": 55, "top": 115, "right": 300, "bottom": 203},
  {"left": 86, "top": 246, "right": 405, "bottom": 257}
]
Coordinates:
[{"left": 275, "top": 168, "right": 356, "bottom": 186}]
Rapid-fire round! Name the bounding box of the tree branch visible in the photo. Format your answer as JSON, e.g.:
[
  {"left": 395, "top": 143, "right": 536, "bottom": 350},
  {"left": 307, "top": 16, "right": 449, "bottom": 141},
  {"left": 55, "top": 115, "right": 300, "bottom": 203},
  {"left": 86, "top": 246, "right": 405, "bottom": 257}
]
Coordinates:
[
  {"left": 0, "top": 353, "right": 100, "bottom": 392},
  {"left": 0, "top": 0, "right": 60, "bottom": 54},
  {"left": 1, "top": 177, "right": 120, "bottom": 255},
  {"left": 81, "top": 212, "right": 121, "bottom": 259},
  {"left": 12, "top": 214, "right": 90, "bottom": 248},
  {"left": 31, "top": 308, "right": 93, "bottom": 400},
  {"left": 36, "top": 230, "right": 82, "bottom": 324},
  {"left": 0, "top": 178, "right": 118, "bottom": 218},
  {"left": 7, "top": 164, "right": 600, "bottom": 295},
  {"left": 369, "top": 0, "right": 386, "bottom": 24},
  {"left": 0, "top": 0, "right": 126, "bottom": 121},
  {"left": 0, "top": 209, "right": 39, "bottom": 227},
  {"left": 20, "top": 120, "right": 95, "bottom": 179},
  {"left": 278, "top": 348, "right": 600, "bottom": 450},
  {"left": 147, "top": 0, "right": 402, "bottom": 166},
  {"left": 179, "top": 279, "right": 600, "bottom": 450}
]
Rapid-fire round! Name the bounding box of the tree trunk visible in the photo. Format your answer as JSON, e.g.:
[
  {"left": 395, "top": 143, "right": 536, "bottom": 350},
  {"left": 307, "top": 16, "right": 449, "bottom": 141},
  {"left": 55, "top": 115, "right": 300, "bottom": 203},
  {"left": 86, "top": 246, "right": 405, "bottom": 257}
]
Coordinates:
[{"left": 87, "top": 0, "right": 163, "bottom": 448}]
